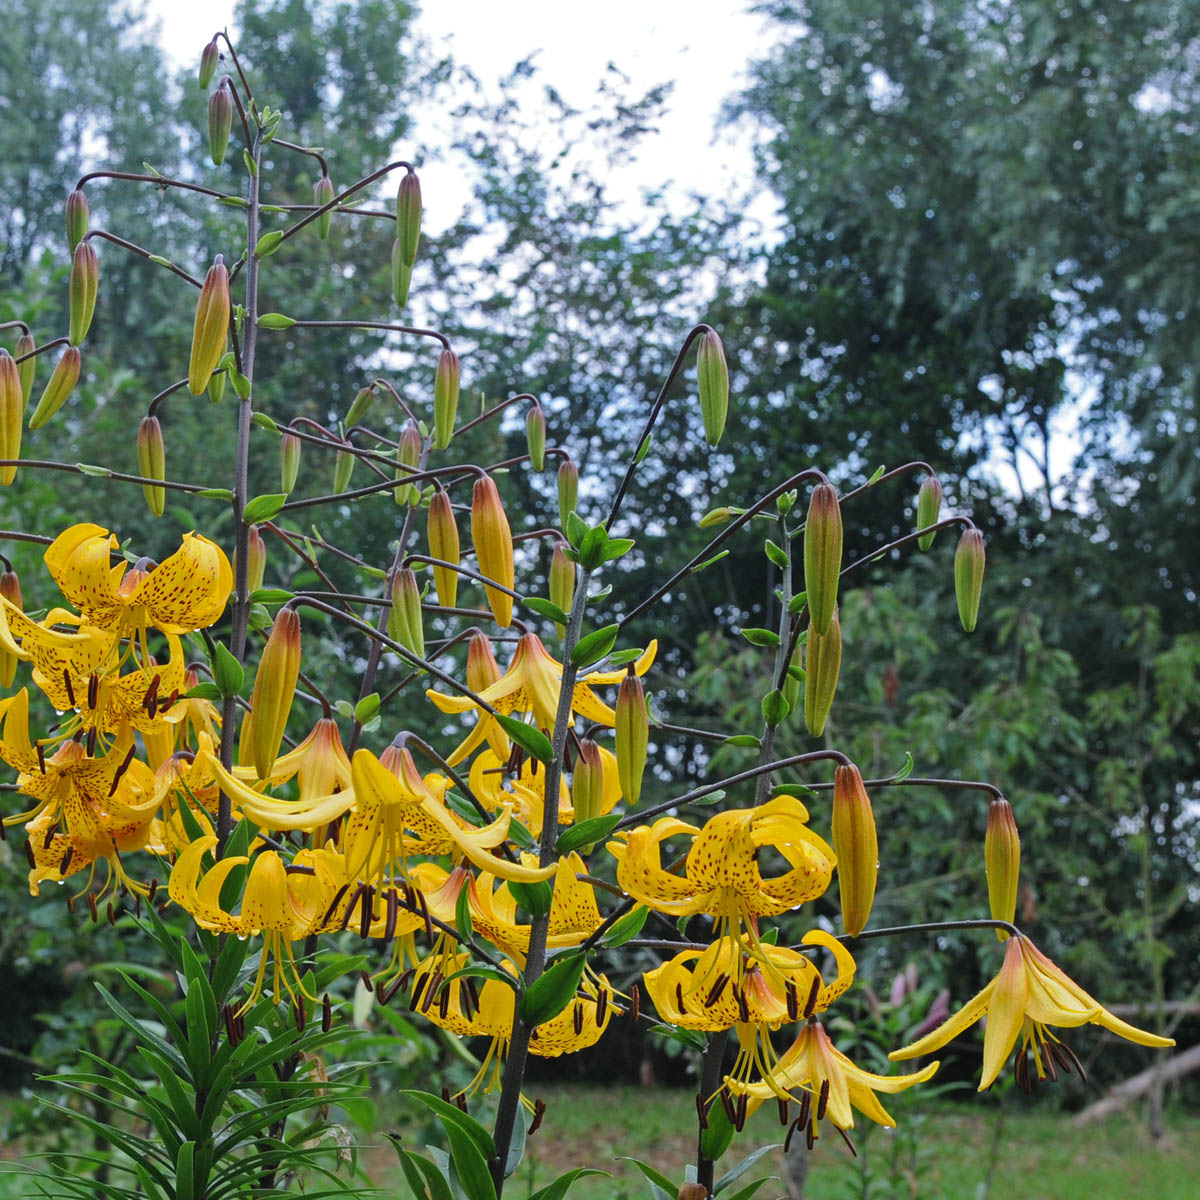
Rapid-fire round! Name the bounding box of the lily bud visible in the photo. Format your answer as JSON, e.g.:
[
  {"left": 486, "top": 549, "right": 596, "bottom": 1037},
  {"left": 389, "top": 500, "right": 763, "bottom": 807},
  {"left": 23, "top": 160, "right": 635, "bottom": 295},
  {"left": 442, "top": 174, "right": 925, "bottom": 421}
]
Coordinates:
[
  {"left": 387, "top": 568, "right": 425, "bottom": 661},
  {"left": 244, "top": 525, "right": 266, "bottom": 593},
  {"left": 66, "top": 189, "right": 89, "bottom": 253},
  {"left": 15, "top": 333, "right": 35, "bottom": 403},
  {"left": 781, "top": 644, "right": 802, "bottom": 715},
  {"left": 0, "top": 568, "right": 23, "bottom": 687},
  {"left": 615, "top": 672, "right": 649, "bottom": 806},
  {"left": 432, "top": 348, "right": 460, "bottom": 450},
  {"left": 525, "top": 404, "right": 546, "bottom": 471},
  {"left": 0, "top": 351, "right": 23, "bottom": 486},
  {"left": 394, "top": 419, "right": 421, "bottom": 506},
  {"left": 916, "top": 475, "right": 943, "bottom": 551},
  {"left": 136, "top": 415, "right": 166, "bottom": 517},
  {"left": 208, "top": 80, "right": 234, "bottom": 166},
  {"left": 572, "top": 738, "right": 604, "bottom": 824},
  {"left": 466, "top": 631, "right": 502, "bottom": 693},
  {"left": 804, "top": 607, "right": 842, "bottom": 737},
  {"left": 427, "top": 489, "right": 460, "bottom": 609},
  {"left": 549, "top": 542, "right": 576, "bottom": 635},
  {"left": 333, "top": 447, "right": 354, "bottom": 493},
  {"left": 243, "top": 608, "right": 301, "bottom": 779},
  {"left": 985, "top": 797, "right": 1021, "bottom": 941},
  {"left": 68, "top": 242, "right": 99, "bottom": 347},
  {"left": 804, "top": 482, "right": 842, "bottom": 636},
  {"left": 313, "top": 173, "right": 334, "bottom": 240},
  {"left": 696, "top": 328, "right": 729, "bottom": 447},
  {"left": 345, "top": 385, "right": 375, "bottom": 428},
  {"left": 390, "top": 239, "right": 412, "bottom": 308},
  {"left": 832, "top": 763, "right": 878, "bottom": 937},
  {"left": 557, "top": 457, "right": 579, "bottom": 530},
  {"left": 207, "top": 368, "right": 226, "bottom": 403},
  {"left": 698, "top": 506, "right": 732, "bottom": 528},
  {"left": 29, "top": 346, "right": 81, "bottom": 430},
  {"left": 954, "top": 528, "right": 986, "bottom": 633},
  {"left": 280, "top": 432, "right": 301, "bottom": 494},
  {"left": 395, "top": 170, "right": 422, "bottom": 267},
  {"left": 471, "top": 474, "right": 514, "bottom": 628},
  {"left": 188, "top": 256, "right": 230, "bottom": 395},
  {"left": 199, "top": 38, "right": 219, "bottom": 89}
]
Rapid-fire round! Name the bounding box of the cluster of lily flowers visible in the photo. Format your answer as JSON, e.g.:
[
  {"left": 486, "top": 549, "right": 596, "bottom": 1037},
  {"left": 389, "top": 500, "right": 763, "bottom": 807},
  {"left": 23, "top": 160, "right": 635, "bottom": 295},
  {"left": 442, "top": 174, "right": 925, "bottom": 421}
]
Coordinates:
[{"left": 0, "top": 521, "right": 1172, "bottom": 1148}]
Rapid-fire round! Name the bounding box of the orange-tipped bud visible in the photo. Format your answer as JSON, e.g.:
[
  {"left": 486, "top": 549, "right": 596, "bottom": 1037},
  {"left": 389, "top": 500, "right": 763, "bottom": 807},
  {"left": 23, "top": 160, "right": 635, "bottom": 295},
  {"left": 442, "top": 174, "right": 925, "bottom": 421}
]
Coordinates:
[
  {"left": 427, "top": 489, "right": 460, "bottom": 609},
  {"left": 832, "top": 763, "right": 878, "bottom": 937},
  {"left": 0, "top": 568, "right": 22, "bottom": 688},
  {"left": 985, "top": 797, "right": 1020, "bottom": 940},
  {"left": 136, "top": 415, "right": 166, "bottom": 517},
  {"left": 696, "top": 328, "right": 729, "bottom": 447},
  {"left": 472, "top": 475, "right": 514, "bottom": 628},
  {"left": 432, "top": 348, "right": 460, "bottom": 450},
  {"left": 804, "top": 607, "right": 842, "bottom": 737},
  {"left": 243, "top": 607, "right": 301, "bottom": 779},
  {"left": 199, "top": 38, "right": 219, "bottom": 89},
  {"left": 395, "top": 170, "right": 422, "bottom": 267},
  {"left": 244, "top": 524, "right": 266, "bottom": 593},
  {"left": 557, "top": 457, "right": 579, "bottom": 530},
  {"left": 390, "top": 238, "right": 412, "bottom": 308},
  {"left": 916, "top": 475, "right": 943, "bottom": 551},
  {"left": 345, "top": 384, "right": 374, "bottom": 428},
  {"left": 549, "top": 542, "right": 576, "bottom": 634},
  {"left": 68, "top": 241, "right": 99, "bottom": 346},
  {"left": 804, "top": 482, "right": 842, "bottom": 636},
  {"left": 388, "top": 568, "right": 425, "bottom": 661},
  {"left": 313, "top": 173, "right": 334, "bottom": 240},
  {"left": 525, "top": 404, "right": 546, "bottom": 471},
  {"left": 332, "top": 447, "right": 354, "bottom": 493},
  {"left": 188, "top": 256, "right": 230, "bottom": 395},
  {"left": 955, "top": 528, "right": 986, "bottom": 633},
  {"left": 615, "top": 672, "right": 649, "bottom": 806},
  {"left": 280, "top": 432, "right": 301, "bottom": 494},
  {"left": 394, "top": 418, "right": 421, "bottom": 506},
  {"left": 0, "top": 351, "right": 23, "bottom": 486},
  {"left": 29, "top": 346, "right": 81, "bottom": 430},
  {"left": 572, "top": 738, "right": 604, "bottom": 824},
  {"left": 15, "top": 333, "right": 35, "bottom": 404},
  {"left": 208, "top": 80, "right": 234, "bottom": 166},
  {"left": 66, "top": 189, "right": 89, "bottom": 253},
  {"left": 466, "top": 631, "right": 502, "bottom": 693}
]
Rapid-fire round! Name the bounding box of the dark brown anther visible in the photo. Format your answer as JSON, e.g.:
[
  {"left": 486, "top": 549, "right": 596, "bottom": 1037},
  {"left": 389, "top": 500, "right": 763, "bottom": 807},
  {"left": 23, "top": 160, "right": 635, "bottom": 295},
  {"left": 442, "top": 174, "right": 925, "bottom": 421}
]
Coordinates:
[
  {"left": 163, "top": 688, "right": 179, "bottom": 712},
  {"left": 86, "top": 726, "right": 97, "bottom": 756},
  {"left": 803, "top": 975, "right": 821, "bottom": 1020},
  {"left": 235, "top": 1011, "right": 246, "bottom": 1040},
  {"left": 294, "top": 997, "right": 306, "bottom": 1031},
  {"left": 106, "top": 901, "right": 116, "bottom": 925},
  {"left": 785, "top": 981, "right": 799, "bottom": 1022},
  {"left": 421, "top": 970, "right": 443, "bottom": 1013},
  {"left": 1042, "top": 1043, "right": 1058, "bottom": 1083},
  {"left": 321, "top": 882, "right": 349, "bottom": 927},
  {"left": 359, "top": 884, "right": 375, "bottom": 940},
  {"left": 441, "top": 1085, "right": 452, "bottom": 1103},
  {"left": 437, "top": 984, "right": 451, "bottom": 1019},
  {"left": 630, "top": 983, "right": 640, "bottom": 1023},
  {"left": 36, "top": 742, "right": 46, "bottom": 773},
  {"left": 797, "top": 1089, "right": 812, "bottom": 1131},
  {"left": 87, "top": 673, "right": 99, "bottom": 710},
  {"left": 572, "top": 1001, "right": 584, "bottom": 1036},
  {"left": 23, "top": 838, "right": 35, "bottom": 868},
  {"left": 341, "top": 884, "right": 366, "bottom": 932},
  {"left": 147, "top": 877, "right": 159, "bottom": 903},
  {"left": 142, "top": 673, "right": 161, "bottom": 719},
  {"left": 43, "top": 823, "right": 59, "bottom": 850},
  {"left": 463, "top": 977, "right": 481, "bottom": 1019},
  {"left": 735, "top": 984, "right": 750, "bottom": 1023},
  {"left": 784, "top": 1116, "right": 801, "bottom": 1152},
  {"left": 156, "top": 900, "right": 169, "bottom": 915},
  {"left": 384, "top": 888, "right": 399, "bottom": 943},
  {"left": 59, "top": 845, "right": 73, "bottom": 876},
  {"left": 836, "top": 1125, "right": 858, "bottom": 1157},
  {"left": 62, "top": 670, "right": 76, "bottom": 707},
  {"left": 777, "top": 1096, "right": 791, "bottom": 1126},
  {"left": 0, "top": 821, "right": 6, "bottom": 841},
  {"left": 382, "top": 974, "right": 407, "bottom": 1005},
  {"left": 1014, "top": 1049, "right": 1030, "bottom": 1093},
  {"left": 455, "top": 1093, "right": 469, "bottom": 1114},
  {"left": 720, "top": 1087, "right": 737, "bottom": 1124},
  {"left": 359, "top": 968, "right": 373, "bottom": 991},
  {"left": 418, "top": 889, "right": 433, "bottom": 940},
  {"left": 695, "top": 1093, "right": 709, "bottom": 1129},
  {"left": 223, "top": 1003, "right": 237, "bottom": 1044},
  {"left": 410, "top": 973, "right": 428, "bottom": 1011},
  {"left": 735, "top": 1093, "right": 748, "bottom": 1132},
  {"left": 1056, "top": 1038, "right": 1086, "bottom": 1081},
  {"left": 86, "top": 892, "right": 99, "bottom": 923},
  {"left": 374, "top": 977, "right": 387, "bottom": 1003},
  {"left": 595, "top": 987, "right": 608, "bottom": 1026},
  {"left": 805, "top": 1118, "right": 816, "bottom": 1151},
  {"left": 109, "top": 742, "right": 138, "bottom": 796},
  {"left": 704, "top": 973, "right": 729, "bottom": 1009},
  {"left": 676, "top": 982, "right": 687, "bottom": 1014},
  {"left": 134, "top": 893, "right": 141, "bottom": 918},
  {"left": 817, "top": 1078, "right": 830, "bottom": 1121},
  {"left": 528, "top": 1098, "right": 546, "bottom": 1136},
  {"left": 66, "top": 893, "right": 76, "bottom": 914},
  {"left": 322, "top": 993, "right": 333, "bottom": 1032}
]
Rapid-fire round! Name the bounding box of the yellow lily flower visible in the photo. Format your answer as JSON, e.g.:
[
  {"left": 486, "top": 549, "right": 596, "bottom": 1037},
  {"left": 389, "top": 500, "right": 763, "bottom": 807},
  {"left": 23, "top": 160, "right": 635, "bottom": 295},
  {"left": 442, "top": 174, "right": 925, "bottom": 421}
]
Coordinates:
[
  {"left": 43, "top": 523, "right": 232, "bottom": 637},
  {"left": 232, "top": 716, "right": 352, "bottom": 804},
  {"left": 889, "top": 934, "right": 1174, "bottom": 1090},
  {"left": 426, "top": 633, "right": 657, "bottom": 734}
]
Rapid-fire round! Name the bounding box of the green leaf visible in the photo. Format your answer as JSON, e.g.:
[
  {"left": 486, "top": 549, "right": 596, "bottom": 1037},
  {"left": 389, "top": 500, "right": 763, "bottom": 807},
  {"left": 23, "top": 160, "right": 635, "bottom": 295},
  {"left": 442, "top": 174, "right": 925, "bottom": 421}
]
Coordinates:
[
  {"left": 578, "top": 522, "right": 610, "bottom": 570},
  {"left": 620, "top": 1156, "right": 677, "bottom": 1199},
  {"left": 508, "top": 879, "right": 553, "bottom": 918},
  {"left": 528, "top": 1168, "right": 610, "bottom": 1200},
  {"left": 230, "top": 369, "right": 251, "bottom": 399},
  {"left": 570, "top": 623, "right": 620, "bottom": 668},
  {"left": 251, "top": 411, "right": 279, "bottom": 432},
  {"left": 494, "top": 713, "right": 554, "bottom": 764},
  {"left": 254, "top": 230, "right": 284, "bottom": 258},
  {"left": 602, "top": 904, "right": 649, "bottom": 948},
  {"left": 175, "top": 1141, "right": 196, "bottom": 1200},
  {"left": 242, "top": 493, "right": 287, "bottom": 523},
  {"left": 601, "top": 647, "right": 645, "bottom": 669},
  {"left": 602, "top": 537, "right": 635, "bottom": 562},
  {"left": 75, "top": 462, "right": 112, "bottom": 477},
  {"left": 354, "top": 692, "right": 381, "bottom": 724},
  {"left": 764, "top": 539, "right": 790, "bottom": 569},
  {"left": 184, "top": 682, "right": 222, "bottom": 702},
  {"left": 196, "top": 487, "right": 234, "bottom": 500},
  {"left": 258, "top": 312, "right": 296, "bottom": 329},
  {"left": 518, "top": 952, "right": 586, "bottom": 1027},
  {"left": 740, "top": 627, "right": 781, "bottom": 647},
  {"left": 714, "top": 1144, "right": 781, "bottom": 1194},
  {"left": 387, "top": 1139, "right": 454, "bottom": 1200},
  {"left": 761, "top": 688, "right": 790, "bottom": 725},
  {"left": 893, "top": 750, "right": 914, "bottom": 782},
  {"left": 565, "top": 510, "right": 588, "bottom": 548},
  {"left": 507, "top": 816, "right": 536, "bottom": 850},
  {"left": 556, "top": 814, "right": 621, "bottom": 854},
  {"left": 723, "top": 734, "right": 761, "bottom": 748},
  {"left": 700, "top": 1093, "right": 737, "bottom": 1162},
  {"left": 649, "top": 1023, "right": 707, "bottom": 1051},
  {"left": 524, "top": 596, "right": 570, "bottom": 624},
  {"left": 726, "top": 1179, "right": 774, "bottom": 1200},
  {"left": 691, "top": 788, "right": 727, "bottom": 807},
  {"left": 868, "top": 463, "right": 887, "bottom": 484},
  {"left": 693, "top": 549, "right": 730, "bottom": 572},
  {"left": 212, "top": 642, "right": 244, "bottom": 698},
  {"left": 401, "top": 1090, "right": 496, "bottom": 1161},
  {"left": 248, "top": 587, "right": 294, "bottom": 604},
  {"left": 454, "top": 882, "right": 473, "bottom": 944},
  {"left": 788, "top": 591, "right": 809, "bottom": 614}
]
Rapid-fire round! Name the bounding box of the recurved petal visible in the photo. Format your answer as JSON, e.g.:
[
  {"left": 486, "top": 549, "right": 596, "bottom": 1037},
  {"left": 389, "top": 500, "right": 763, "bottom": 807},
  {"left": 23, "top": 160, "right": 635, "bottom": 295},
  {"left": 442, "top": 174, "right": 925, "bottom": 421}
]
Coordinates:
[
  {"left": 586, "top": 639, "right": 658, "bottom": 684},
  {"left": 44, "top": 524, "right": 123, "bottom": 617},
  {"left": 140, "top": 532, "right": 232, "bottom": 632},
  {"left": 889, "top": 981, "right": 994, "bottom": 1064}
]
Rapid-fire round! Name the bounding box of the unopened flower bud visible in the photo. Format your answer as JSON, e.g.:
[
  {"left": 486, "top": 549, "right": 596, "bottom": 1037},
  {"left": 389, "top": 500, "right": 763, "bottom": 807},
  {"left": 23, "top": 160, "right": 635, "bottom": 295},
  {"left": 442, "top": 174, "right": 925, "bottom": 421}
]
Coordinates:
[
  {"left": 696, "top": 328, "right": 729, "bottom": 447},
  {"left": 207, "top": 368, "right": 226, "bottom": 403},
  {"left": 698, "top": 506, "right": 732, "bottom": 528},
  {"left": 804, "top": 607, "right": 842, "bottom": 737},
  {"left": 985, "top": 797, "right": 1020, "bottom": 941},
  {"left": 390, "top": 239, "right": 412, "bottom": 308},
  {"left": 244, "top": 524, "right": 266, "bottom": 593},
  {"left": 832, "top": 763, "right": 878, "bottom": 937},
  {"left": 615, "top": 672, "right": 649, "bottom": 806},
  {"left": 280, "top": 432, "right": 301, "bottom": 494},
  {"left": 66, "top": 189, "right": 89, "bottom": 253},
  {"left": 14, "top": 333, "right": 35, "bottom": 404},
  {"left": 68, "top": 241, "right": 99, "bottom": 346},
  {"left": 427, "top": 489, "right": 460, "bottom": 609},
  {"left": 199, "top": 38, "right": 219, "bottom": 89},
  {"left": 387, "top": 568, "right": 424, "bottom": 661},
  {"left": 804, "top": 482, "right": 842, "bottom": 637},
  {"left": 0, "top": 351, "right": 23, "bottom": 486},
  {"left": 208, "top": 80, "right": 234, "bottom": 166},
  {"left": 471, "top": 474, "right": 514, "bottom": 628},
  {"left": 0, "top": 568, "right": 23, "bottom": 687},
  {"left": 313, "top": 173, "right": 334, "bottom": 240},
  {"left": 394, "top": 419, "right": 421, "bottom": 506},
  {"left": 345, "top": 385, "right": 375, "bottom": 428},
  {"left": 395, "top": 170, "right": 422, "bottom": 268},
  {"left": 781, "top": 644, "right": 802, "bottom": 715},
  {"left": 242, "top": 607, "right": 301, "bottom": 779},
  {"left": 188, "top": 256, "right": 230, "bottom": 395},
  {"left": 136, "top": 415, "right": 166, "bottom": 517},
  {"left": 333, "top": 447, "right": 354, "bottom": 493},
  {"left": 954, "top": 528, "right": 986, "bottom": 633},
  {"left": 572, "top": 738, "right": 604, "bottom": 824},
  {"left": 557, "top": 457, "right": 579, "bottom": 530},
  {"left": 916, "top": 475, "right": 943, "bottom": 551},
  {"left": 467, "top": 631, "right": 509, "bottom": 759},
  {"left": 525, "top": 404, "right": 546, "bottom": 471},
  {"left": 29, "top": 346, "right": 81, "bottom": 430},
  {"left": 432, "top": 348, "right": 460, "bottom": 450},
  {"left": 549, "top": 542, "right": 575, "bottom": 634}
]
